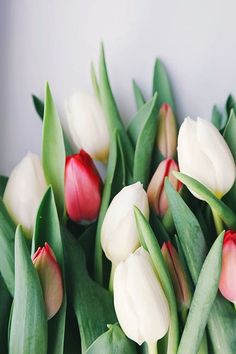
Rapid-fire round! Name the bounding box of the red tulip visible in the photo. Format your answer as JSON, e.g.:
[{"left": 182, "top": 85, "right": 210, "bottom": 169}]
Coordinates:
[
  {"left": 147, "top": 159, "right": 181, "bottom": 216},
  {"left": 219, "top": 230, "right": 236, "bottom": 303},
  {"left": 65, "top": 149, "right": 103, "bottom": 222},
  {"left": 162, "top": 241, "right": 191, "bottom": 311},
  {"left": 32, "top": 243, "right": 63, "bottom": 320}
]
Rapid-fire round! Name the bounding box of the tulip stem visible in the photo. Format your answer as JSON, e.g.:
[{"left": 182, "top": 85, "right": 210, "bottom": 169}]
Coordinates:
[
  {"left": 211, "top": 207, "right": 224, "bottom": 235},
  {"left": 147, "top": 342, "right": 158, "bottom": 354},
  {"left": 109, "top": 263, "right": 116, "bottom": 292}
]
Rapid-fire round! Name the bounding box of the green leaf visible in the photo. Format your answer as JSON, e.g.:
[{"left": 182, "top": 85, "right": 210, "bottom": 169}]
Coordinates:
[
  {"left": 99, "top": 43, "right": 134, "bottom": 173},
  {"left": 0, "top": 274, "right": 12, "bottom": 354},
  {"left": 64, "top": 303, "right": 81, "bottom": 354},
  {"left": 132, "top": 93, "right": 158, "bottom": 187},
  {"left": 0, "top": 198, "right": 15, "bottom": 296},
  {"left": 79, "top": 222, "right": 97, "bottom": 277},
  {"left": 32, "top": 187, "right": 66, "bottom": 354},
  {"left": 132, "top": 80, "right": 145, "bottom": 109},
  {"left": 91, "top": 62, "right": 101, "bottom": 101},
  {"left": 226, "top": 94, "right": 236, "bottom": 116},
  {"left": 94, "top": 130, "right": 126, "bottom": 285},
  {"left": 0, "top": 175, "right": 8, "bottom": 197},
  {"left": 63, "top": 227, "right": 117, "bottom": 352},
  {"left": 223, "top": 110, "right": 236, "bottom": 213},
  {"left": 153, "top": 59, "right": 175, "bottom": 113},
  {"left": 211, "top": 105, "right": 223, "bottom": 130},
  {"left": 165, "top": 180, "right": 236, "bottom": 354},
  {"left": 86, "top": 323, "right": 137, "bottom": 354},
  {"left": 9, "top": 226, "right": 47, "bottom": 354},
  {"left": 174, "top": 172, "right": 236, "bottom": 229},
  {"left": 42, "top": 83, "right": 65, "bottom": 218},
  {"left": 32, "top": 94, "right": 44, "bottom": 119},
  {"left": 177, "top": 232, "right": 224, "bottom": 354},
  {"left": 134, "top": 207, "right": 179, "bottom": 354}
]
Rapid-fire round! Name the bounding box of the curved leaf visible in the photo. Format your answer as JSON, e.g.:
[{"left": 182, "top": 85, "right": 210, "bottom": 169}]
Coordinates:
[
  {"left": 86, "top": 324, "right": 137, "bottom": 354},
  {"left": 9, "top": 226, "right": 47, "bottom": 354},
  {"left": 0, "top": 274, "right": 12, "bottom": 354},
  {"left": 42, "top": 83, "right": 65, "bottom": 218},
  {"left": 0, "top": 175, "right": 8, "bottom": 197},
  {"left": 134, "top": 207, "right": 179, "bottom": 354},
  {"left": 177, "top": 232, "right": 224, "bottom": 354},
  {"left": 132, "top": 80, "right": 145, "bottom": 109}
]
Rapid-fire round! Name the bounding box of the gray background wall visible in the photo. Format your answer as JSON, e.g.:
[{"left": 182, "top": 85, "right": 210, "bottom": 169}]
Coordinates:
[{"left": 1, "top": 0, "right": 236, "bottom": 175}]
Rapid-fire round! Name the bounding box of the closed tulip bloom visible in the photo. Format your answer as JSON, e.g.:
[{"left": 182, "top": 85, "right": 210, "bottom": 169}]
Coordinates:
[
  {"left": 147, "top": 159, "right": 181, "bottom": 216},
  {"left": 113, "top": 247, "right": 170, "bottom": 346},
  {"left": 178, "top": 117, "right": 236, "bottom": 199},
  {"left": 157, "top": 103, "right": 177, "bottom": 158},
  {"left": 65, "top": 91, "right": 110, "bottom": 163},
  {"left": 32, "top": 243, "right": 63, "bottom": 320},
  {"left": 161, "top": 241, "right": 191, "bottom": 311},
  {"left": 65, "top": 150, "right": 103, "bottom": 223},
  {"left": 219, "top": 230, "right": 236, "bottom": 303},
  {"left": 101, "top": 182, "right": 149, "bottom": 265},
  {"left": 3, "top": 152, "right": 47, "bottom": 237}
]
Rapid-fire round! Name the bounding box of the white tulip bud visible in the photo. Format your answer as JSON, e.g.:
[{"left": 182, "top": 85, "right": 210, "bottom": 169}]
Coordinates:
[
  {"left": 3, "top": 153, "right": 47, "bottom": 237},
  {"left": 178, "top": 117, "right": 236, "bottom": 199},
  {"left": 113, "top": 247, "right": 170, "bottom": 346},
  {"left": 65, "top": 91, "right": 110, "bottom": 163},
  {"left": 101, "top": 182, "right": 149, "bottom": 265}
]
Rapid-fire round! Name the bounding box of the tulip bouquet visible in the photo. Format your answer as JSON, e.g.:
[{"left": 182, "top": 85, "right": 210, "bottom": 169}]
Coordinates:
[{"left": 1, "top": 44, "right": 236, "bottom": 354}]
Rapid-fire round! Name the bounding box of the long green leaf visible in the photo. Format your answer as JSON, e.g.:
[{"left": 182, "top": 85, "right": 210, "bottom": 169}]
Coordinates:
[
  {"left": 132, "top": 80, "right": 145, "bottom": 109},
  {"left": 9, "top": 226, "right": 47, "bottom": 354},
  {"left": 226, "top": 94, "right": 236, "bottom": 116},
  {"left": 153, "top": 59, "right": 175, "bottom": 112},
  {"left": 0, "top": 274, "right": 12, "bottom": 354},
  {"left": 165, "top": 180, "right": 236, "bottom": 354},
  {"left": 223, "top": 110, "right": 236, "bottom": 213},
  {"left": 90, "top": 62, "right": 101, "bottom": 101},
  {"left": 99, "top": 43, "right": 134, "bottom": 173},
  {"left": 32, "top": 187, "right": 66, "bottom": 354},
  {"left": 42, "top": 83, "right": 65, "bottom": 218},
  {"left": 86, "top": 323, "right": 137, "bottom": 354},
  {"left": 0, "top": 175, "right": 8, "bottom": 197},
  {"left": 64, "top": 227, "right": 117, "bottom": 352},
  {"left": 177, "top": 232, "right": 224, "bottom": 354},
  {"left": 132, "top": 93, "right": 158, "bottom": 187},
  {"left": 211, "top": 105, "right": 223, "bottom": 130},
  {"left": 134, "top": 207, "right": 179, "bottom": 354},
  {"left": 174, "top": 172, "right": 236, "bottom": 229},
  {"left": 0, "top": 198, "right": 15, "bottom": 296},
  {"left": 94, "top": 130, "right": 126, "bottom": 285}
]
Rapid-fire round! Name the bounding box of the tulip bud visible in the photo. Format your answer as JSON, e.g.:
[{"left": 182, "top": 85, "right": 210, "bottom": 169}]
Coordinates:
[
  {"left": 101, "top": 182, "right": 149, "bottom": 265},
  {"left": 65, "top": 91, "right": 110, "bottom": 163},
  {"left": 32, "top": 243, "right": 63, "bottom": 320},
  {"left": 147, "top": 159, "right": 181, "bottom": 216},
  {"left": 113, "top": 247, "right": 170, "bottom": 346},
  {"left": 65, "top": 149, "right": 103, "bottom": 223},
  {"left": 157, "top": 103, "right": 177, "bottom": 158},
  {"left": 161, "top": 241, "right": 191, "bottom": 311},
  {"left": 177, "top": 117, "right": 236, "bottom": 199},
  {"left": 3, "top": 152, "right": 47, "bottom": 237},
  {"left": 219, "top": 230, "right": 236, "bottom": 303}
]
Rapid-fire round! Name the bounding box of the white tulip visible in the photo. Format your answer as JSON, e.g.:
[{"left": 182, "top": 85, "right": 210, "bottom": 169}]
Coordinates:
[
  {"left": 101, "top": 182, "right": 149, "bottom": 266},
  {"left": 178, "top": 117, "right": 236, "bottom": 199},
  {"left": 3, "top": 153, "right": 47, "bottom": 237},
  {"left": 65, "top": 91, "right": 110, "bottom": 162},
  {"left": 113, "top": 247, "right": 170, "bottom": 346}
]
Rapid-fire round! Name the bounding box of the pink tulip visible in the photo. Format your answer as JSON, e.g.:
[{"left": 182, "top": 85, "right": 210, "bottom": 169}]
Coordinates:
[
  {"left": 147, "top": 159, "right": 181, "bottom": 216},
  {"left": 162, "top": 241, "right": 191, "bottom": 310},
  {"left": 219, "top": 230, "right": 236, "bottom": 303},
  {"left": 32, "top": 243, "right": 63, "bottom": 320},
  {"left": 65, "top": 149, "right": 103, "bottom": 222}
]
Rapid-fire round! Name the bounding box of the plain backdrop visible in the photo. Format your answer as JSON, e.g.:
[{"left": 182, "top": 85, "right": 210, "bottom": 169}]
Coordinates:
[{"left": 1, "top": 0, "right": 236, "bottom": 175}]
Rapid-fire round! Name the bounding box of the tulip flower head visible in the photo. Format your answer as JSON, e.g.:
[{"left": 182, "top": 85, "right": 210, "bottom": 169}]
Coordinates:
[
  {"left": 3, "top": 152, "right": 47, "bottom": 237},
  {"left": 219, "top": 230, "right": 236, "bottom": 303},
  {"left": 65, "top": 91, "right": 110, "bottom": 163},
  {"left": 161, "top": 241, "right": 191, "bottom": 311},
  {"left": 157, "top": 103, "right": 177, "bottom": 159},
  {"left": 178, "top": 117, "right": 236, "bottom": 199},
  {"left": 32, "top": 243, "right": 63, "bottom": 320},
  {"left": 101, "top": 182, "right": 149, "bottom": 266},
  {"left": 113, "top": 247, "right": 170, "bottom": 346},
  {"left": 65, "top": 150, "right": 103, "bottom": 223},
  {"left": 147, "top": 159, "right": 181, "bottom": 216}
]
